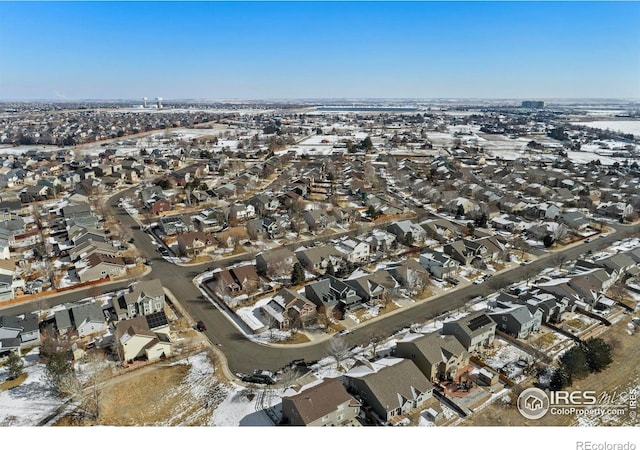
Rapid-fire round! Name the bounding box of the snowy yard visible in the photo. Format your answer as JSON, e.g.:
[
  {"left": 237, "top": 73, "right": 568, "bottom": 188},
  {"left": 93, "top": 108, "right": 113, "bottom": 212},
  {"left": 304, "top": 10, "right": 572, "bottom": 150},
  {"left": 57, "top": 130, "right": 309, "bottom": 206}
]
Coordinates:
[
  {"left": 0, "top": 348, "right": 65, "bottom": 426},
  {"left": 482, "top": 338, "right": 533, "bottom": 381}
]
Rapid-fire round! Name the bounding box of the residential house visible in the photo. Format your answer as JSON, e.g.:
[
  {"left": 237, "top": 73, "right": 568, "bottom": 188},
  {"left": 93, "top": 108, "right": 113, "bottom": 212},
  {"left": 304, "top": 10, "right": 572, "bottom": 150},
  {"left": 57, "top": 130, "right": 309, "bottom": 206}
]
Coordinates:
[
  {"left": 0, "top": 313, "right": 40, "bottom": 347},
  {"left": 345, "top": 270, "right": 398, "bottom": 304},
  {"left": 255, "top": 248, "right": 298, "bottom": 279},
  {"left": 192, "top": 208, "right": 225, "bottom": 233},
  {"left": 594, "top": 253, "right": 638, "bottom": 280},
  {"left": 419, "top": 251, "right": 459, "bottom": 280},
  {"left": 595, "top": 202, "right": 633, "bottom": 220},
  {"left": 114, "top": 279, "right": 166, "bottom": 321},
  {"left": 158, "top": 215, "right": 192, "bottom": 235},
  {"left": 304, "top": 275, "right": 362, "bottom": 312},
  {"left": 115, "top": 315, "right": 171, "bottom": 362},
  {"left": 366, "top": 229, "right": 397, "bottom": 253},
  {"left": 488, "top": 301, "right": 542, "bottom": 339},
  {"left": 557, "top": 211, "right": 591, "bottom": 231},
  {"left": 228, "top": 203, "right": 256, "bottom": 225},
  {"left": 68, "top": 240, "right": 119, "bottom": 262},
  {"left": 343, "top": 357, "right": 433, "bottom": 425},
  {"left": 151, "top": 199, "right": 171, "bottom": 215},
  {"left": 54, "top": 301, "right": 107, "bottom": 337},
  {"left": 0, "top": 259, "right": 22, "bottom": 301},
  {"left": 76, "top": 253, "right": 127, "bottom": 283},
  {"left": 335, "top": 236, "right": 370, "bottom": 263},
  {"left": 385, "top": 259, "right": 430, "bottom": 292},
  {"left": 442, "top": 311, "right": 496, "bottom": 352},
  {"left": 387, "top": 220, "right": 426, "bottom": 245},
  {"left": 177, "top": 231, "right": 217, "bottom": 257},
  {"left": 68, "top": 225, "right": 106, "bottom": 246},
  {"left": 261, "top": 288, "right": 318, "bottom": 330},
  {"left": 421, "top": 218, "right": 461, "bottom": 242},
  {"left": 509, "top": 290, "right": 570, "bottom": 324},
  {"left": 295, "top": 245, "right": 345, "bottom": 273},
  {"left": 282, "top": 378, "right": 360, "bottom": 426},
  {"left": 394, "top": 333, "right": 470, "bottom": 383},
  {"left": 444, "top": 239, "right": 492, "bottom": 267},
  {"left": 302, "top": 210, "right": 335, "bottom": 232},
  {"left": 209, "top": 264, "right": 260, "bottom": 300},
  {"left": 248, "top": 193, "right": 280, "bottom": 215},
  {"left": 568, "top": 268, "right": 615, "bottom": 305}
]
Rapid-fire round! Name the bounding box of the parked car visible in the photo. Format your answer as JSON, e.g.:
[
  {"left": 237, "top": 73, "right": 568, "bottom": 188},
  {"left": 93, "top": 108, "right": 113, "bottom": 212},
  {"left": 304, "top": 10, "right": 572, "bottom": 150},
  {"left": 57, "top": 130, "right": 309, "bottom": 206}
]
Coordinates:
[
  {"left": 196, "top": 320, "right": 207, "bottom": 332},
  {"left": 242, "top": 369, "right": 277, "bottom": 385}
]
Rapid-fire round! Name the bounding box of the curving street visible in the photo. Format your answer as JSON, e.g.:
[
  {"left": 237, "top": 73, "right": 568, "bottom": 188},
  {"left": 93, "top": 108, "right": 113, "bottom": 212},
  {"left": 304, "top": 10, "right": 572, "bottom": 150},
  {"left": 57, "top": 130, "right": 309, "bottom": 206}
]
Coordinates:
[{"left": 4, "top": 184, "right": 639, "bottom": 376}]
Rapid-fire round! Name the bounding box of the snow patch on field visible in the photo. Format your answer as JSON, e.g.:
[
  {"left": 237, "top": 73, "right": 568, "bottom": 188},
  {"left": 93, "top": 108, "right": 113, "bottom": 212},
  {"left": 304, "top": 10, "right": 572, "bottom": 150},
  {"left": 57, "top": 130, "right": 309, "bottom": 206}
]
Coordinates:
[{"left": 0, "top": 348, "right": 65, "bottom": 426}]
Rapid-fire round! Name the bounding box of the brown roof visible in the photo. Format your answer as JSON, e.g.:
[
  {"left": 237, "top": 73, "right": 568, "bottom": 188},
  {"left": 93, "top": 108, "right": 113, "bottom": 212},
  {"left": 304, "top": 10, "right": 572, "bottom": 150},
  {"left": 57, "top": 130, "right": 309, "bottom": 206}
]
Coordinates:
[
  {"left": 178, "top": 231, "right": 216, "bottom": 248},
  {"left": 231, "top": 264, "right": 259, "bottom": 284},
  {"left": 86, "top": 252, "right": 126, "bottom": 268},
  {"left": 0, "top": 258, "right": 17, "bottom": 272},
  {"left": 115, "top": 315, "right": 153, "bottom": 340},
  {"left": 284, "top": 378, "right": 358, "bottom": 425}
]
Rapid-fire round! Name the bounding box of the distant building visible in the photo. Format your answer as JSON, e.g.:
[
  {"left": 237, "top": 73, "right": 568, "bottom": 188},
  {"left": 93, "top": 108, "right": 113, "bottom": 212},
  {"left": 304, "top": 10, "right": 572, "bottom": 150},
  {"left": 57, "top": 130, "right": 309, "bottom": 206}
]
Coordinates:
[{"left": 521, "top": 101, "right": 545, "bottom": 109}]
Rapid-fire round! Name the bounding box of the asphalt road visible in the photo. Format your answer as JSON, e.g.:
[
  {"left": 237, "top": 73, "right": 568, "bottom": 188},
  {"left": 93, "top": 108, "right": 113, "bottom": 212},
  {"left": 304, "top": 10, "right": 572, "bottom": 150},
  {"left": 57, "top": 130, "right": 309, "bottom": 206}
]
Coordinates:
[{"left": 4, "top": 184, "right": 639, "bottom": 376}]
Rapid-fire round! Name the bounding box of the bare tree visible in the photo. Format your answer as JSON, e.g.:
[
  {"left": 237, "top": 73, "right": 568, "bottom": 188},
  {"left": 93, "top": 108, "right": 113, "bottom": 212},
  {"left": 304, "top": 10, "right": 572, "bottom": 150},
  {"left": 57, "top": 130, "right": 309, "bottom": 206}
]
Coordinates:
[
  {"left": 407, "top": 270, "right": 431, "bottom": 297},
  {"left": 512, "top": 236, "right": 530, "bottom": 260},
  {"left": 365, "top": 329, "right": 386, "bottom": 358},
  {"left": 327, "top": 337, "right": 349, "bottom": 371},
  {"left": 552, "top": 253, "right": 568, "bottom": 271},
  {"left": 552, "top": 224, "right": 569, "bottom": 243}
]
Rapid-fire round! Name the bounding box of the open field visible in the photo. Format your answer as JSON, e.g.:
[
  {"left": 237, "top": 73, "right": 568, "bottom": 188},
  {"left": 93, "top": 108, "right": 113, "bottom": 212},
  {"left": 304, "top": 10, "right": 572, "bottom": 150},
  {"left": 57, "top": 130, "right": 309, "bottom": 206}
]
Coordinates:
[
  {"left": 54, "top": 351, "right": 228, "bottom": 426},
  {"left": 460, "top": 316, "right": 640, "bottom": 426}
]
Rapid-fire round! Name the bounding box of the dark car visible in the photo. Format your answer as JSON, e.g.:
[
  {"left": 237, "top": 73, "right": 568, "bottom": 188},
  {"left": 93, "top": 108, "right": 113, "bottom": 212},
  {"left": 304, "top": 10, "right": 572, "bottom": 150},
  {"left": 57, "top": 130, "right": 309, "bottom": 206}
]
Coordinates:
[
  {"left": 242, "top": 369, "right": 277, "bottom": 385},
  {"left": 196, "top": 320, "right": 207, "bottom": 332}
]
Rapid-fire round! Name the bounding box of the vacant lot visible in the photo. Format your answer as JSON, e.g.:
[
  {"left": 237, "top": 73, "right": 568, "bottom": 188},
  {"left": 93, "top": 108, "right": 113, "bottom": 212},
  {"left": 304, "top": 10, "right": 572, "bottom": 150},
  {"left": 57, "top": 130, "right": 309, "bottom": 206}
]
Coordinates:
[
  {"left": 55, "top": 351, "right": 227, "bottom": 426},
  {"left": 461, "top": 317, "right": 640, "bottom": 426}
]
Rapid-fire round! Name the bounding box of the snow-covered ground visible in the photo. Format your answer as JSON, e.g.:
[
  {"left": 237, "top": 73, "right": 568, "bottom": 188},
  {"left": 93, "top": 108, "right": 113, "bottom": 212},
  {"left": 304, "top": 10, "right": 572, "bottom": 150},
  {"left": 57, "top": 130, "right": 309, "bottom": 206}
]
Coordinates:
[
  {"left": 574, "top": 120, "right": 640, "bottom": 137},
  {"left": 0, "top": 348, "right": 65, "bottom": 426}
]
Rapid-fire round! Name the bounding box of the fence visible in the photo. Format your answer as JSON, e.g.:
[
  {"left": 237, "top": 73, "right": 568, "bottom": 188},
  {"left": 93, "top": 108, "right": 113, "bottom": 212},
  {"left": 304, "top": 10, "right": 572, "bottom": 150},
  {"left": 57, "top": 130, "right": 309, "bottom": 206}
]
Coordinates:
[
  {"left": 1, "top": 277, "right": 109, "bottom": 308},
  {"left": 495, "top": 330, "right": 551, "bottom": 363}
]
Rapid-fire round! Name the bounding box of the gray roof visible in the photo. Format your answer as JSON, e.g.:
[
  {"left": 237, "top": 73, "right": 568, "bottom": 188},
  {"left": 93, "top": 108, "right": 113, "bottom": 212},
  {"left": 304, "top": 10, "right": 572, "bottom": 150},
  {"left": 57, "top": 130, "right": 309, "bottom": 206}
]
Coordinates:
[
  {"left": 398, "top": 332, "right": 467, "bottom": 366},
  {"left": 346, "top": 358, "right": 433, "bottom": 413},
  {"left": 489, "top": 303, "right": 536, "bottom": 326},
  {"left": 0, "top": 313, "right": 38, "bottom": 334},
  {"left": 54, "top": 309, "right": 72, "bottom": 331},
  {"left": 443, "top": 311, "right": 496, "bottom": 339},
  {"left": 0, "top": 273, "right": 13, "bottom": 286},
  {"left": 123, "top": 279, "right": 164, "bottom": 306},
  {"left": 70, "top": 302, "right": 105, "bottom": 327}
]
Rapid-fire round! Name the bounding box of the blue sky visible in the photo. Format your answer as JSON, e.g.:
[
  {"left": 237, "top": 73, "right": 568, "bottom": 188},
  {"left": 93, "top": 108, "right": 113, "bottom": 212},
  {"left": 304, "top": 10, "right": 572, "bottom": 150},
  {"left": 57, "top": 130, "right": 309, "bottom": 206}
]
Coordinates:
[{"left": 0, "top": 1, "right": 638, "bottom": 100}]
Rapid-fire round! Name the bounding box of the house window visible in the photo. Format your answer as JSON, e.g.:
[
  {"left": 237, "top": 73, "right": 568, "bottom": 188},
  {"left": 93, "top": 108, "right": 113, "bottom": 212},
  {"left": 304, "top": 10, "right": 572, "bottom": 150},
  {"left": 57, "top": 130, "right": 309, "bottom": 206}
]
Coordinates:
[
  {"left": 337, "top": 414, "right": 344, "bottom": 422},
  {"left": 322, "top": 415, "right": 330, "bottom": 422},
  {"left": 337, "top": 404, "right": 345, "bottom": 411}
]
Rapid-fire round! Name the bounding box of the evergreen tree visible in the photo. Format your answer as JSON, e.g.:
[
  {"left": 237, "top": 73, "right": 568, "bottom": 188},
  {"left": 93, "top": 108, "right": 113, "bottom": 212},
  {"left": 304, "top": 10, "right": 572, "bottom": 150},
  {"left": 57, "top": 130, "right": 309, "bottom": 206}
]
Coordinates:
[
  {"left": 44, "top": 351, "right": 74, "bottom": 396},
  {"left": 291, "top": 263, "right": 306, "bottom": 285},
  {"left": 582, "top": 338, "right": 612, "bottom": 373},
  {"left": 6, "top": 351, "right": 24, "bottom": 380},
  {"left": 326, "top": 260, "right": 335, "bottom": 277},
  {"left": 405, "top": 232, "right": 414, "bottom": 246},
  {"left": 549, "top": 368, "right": 569, "bottom": 391},
  {"left": 559, "top": 345, "right": 589, "bottom": 385}
]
